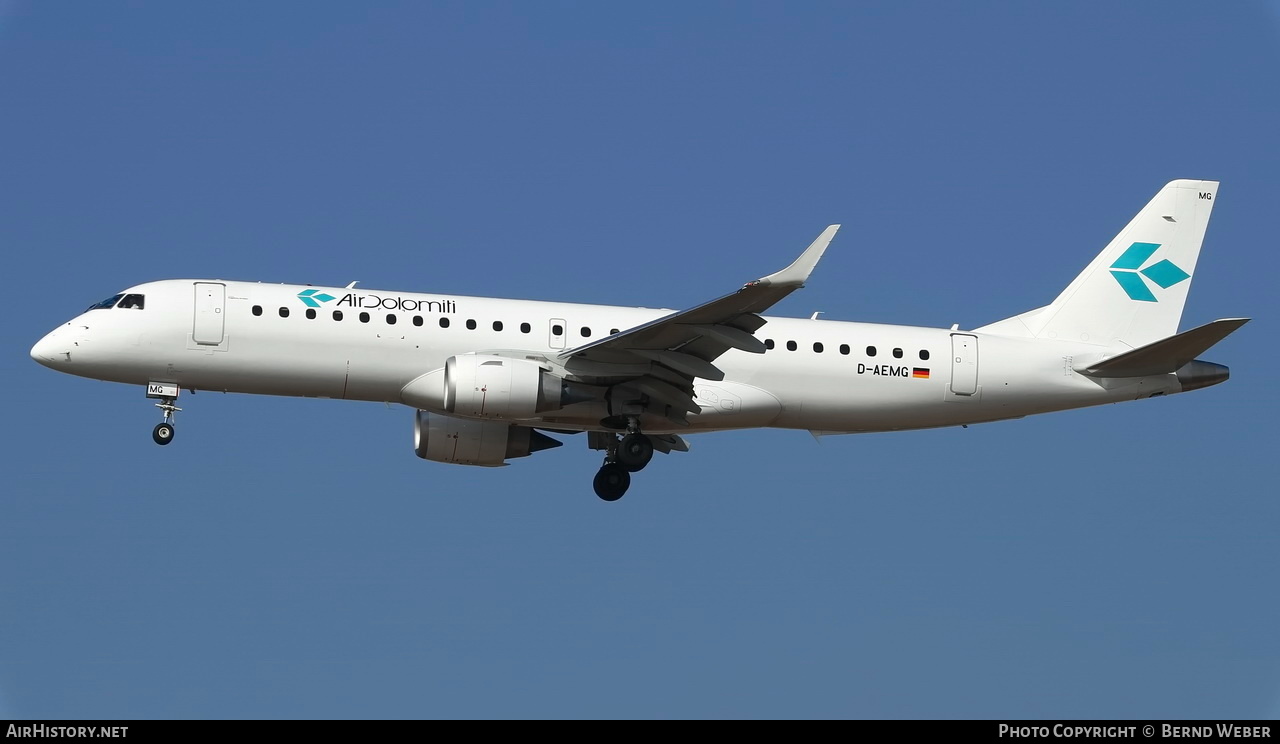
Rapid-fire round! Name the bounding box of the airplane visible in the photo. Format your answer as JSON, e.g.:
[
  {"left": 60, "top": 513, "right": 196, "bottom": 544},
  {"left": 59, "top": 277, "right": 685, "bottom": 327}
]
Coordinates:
[{"left": 30, "top": 179, "right": 1247, "bottom": 501}]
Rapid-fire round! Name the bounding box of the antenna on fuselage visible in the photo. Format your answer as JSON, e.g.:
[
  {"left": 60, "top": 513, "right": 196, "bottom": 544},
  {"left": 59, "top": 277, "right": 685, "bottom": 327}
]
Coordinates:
[{"left": 346, "top": 281, "right": 359, "bottom": 289}]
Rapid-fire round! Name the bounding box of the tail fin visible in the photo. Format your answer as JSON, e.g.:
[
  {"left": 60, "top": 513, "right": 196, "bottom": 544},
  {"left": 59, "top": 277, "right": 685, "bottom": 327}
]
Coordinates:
[{"left": 976, "top": 179, "right": 1218, "bottom": 348}]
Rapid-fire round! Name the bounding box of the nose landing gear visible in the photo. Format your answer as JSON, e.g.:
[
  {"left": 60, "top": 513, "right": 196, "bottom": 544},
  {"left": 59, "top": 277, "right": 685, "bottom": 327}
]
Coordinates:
[
  {"left": 152, "top": 398, "right": 181, "bottom": 445},
  {"left": 146, "top": 382, "right": 183, "bottom": 446},
  {"left": 152, "top": 421, "right": 175, "bottom": 445}
]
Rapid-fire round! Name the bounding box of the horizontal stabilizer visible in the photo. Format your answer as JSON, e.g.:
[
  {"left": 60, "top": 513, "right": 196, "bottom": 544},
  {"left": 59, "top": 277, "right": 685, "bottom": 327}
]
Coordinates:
[{"left": 1078, "top": 318, "right": 1249, "bottom": 378}]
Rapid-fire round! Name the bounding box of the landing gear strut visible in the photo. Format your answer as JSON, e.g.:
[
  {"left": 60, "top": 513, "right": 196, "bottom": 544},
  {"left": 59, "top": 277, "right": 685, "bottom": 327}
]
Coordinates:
[
  {"left": 591, "top": 417, "right": 653, "bottom": 501},
  {"left": 152, "top": 396, "right": 181, "bottom": 446}
]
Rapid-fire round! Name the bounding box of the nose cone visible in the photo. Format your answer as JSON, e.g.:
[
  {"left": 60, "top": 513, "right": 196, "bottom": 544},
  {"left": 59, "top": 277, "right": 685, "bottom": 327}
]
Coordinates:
[{"left": 30, "top": 327, "right": 72, "bottom": 369}]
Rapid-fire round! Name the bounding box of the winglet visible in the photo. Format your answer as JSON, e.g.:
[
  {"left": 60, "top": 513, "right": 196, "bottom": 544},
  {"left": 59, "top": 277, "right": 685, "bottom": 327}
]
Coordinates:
[{"left": 753, "top": 225, "right": 840, "bottom": 288}]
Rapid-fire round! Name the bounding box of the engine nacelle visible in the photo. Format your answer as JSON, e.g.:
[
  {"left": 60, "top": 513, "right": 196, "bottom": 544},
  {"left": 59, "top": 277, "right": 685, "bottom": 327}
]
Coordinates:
[
  {"left": 413, "top": 410, "right": 561, "bottom": 466},
  {"left": 444, "top": 354, "right": 562, "bottom": 419},
  {"left": 400, "top": 355, "right": 600, "bottom": 418}
]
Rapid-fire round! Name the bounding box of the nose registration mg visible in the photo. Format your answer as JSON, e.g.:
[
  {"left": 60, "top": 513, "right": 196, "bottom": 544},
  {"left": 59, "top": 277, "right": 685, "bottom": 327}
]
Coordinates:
[{"left": 146, "top": 382, "right": 179, "bottom": 399}]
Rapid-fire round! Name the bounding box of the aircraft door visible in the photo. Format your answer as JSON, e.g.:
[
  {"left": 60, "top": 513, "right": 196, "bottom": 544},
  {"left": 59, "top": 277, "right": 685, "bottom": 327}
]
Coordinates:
[
  {"left": 193, "top": 282, "right": 226, "bottom": 345},
  {"left": 549, "top": 318, "right": 567, "bottom": 350},
  {"left": 949, "top": 333, "right": 978, "bottom": 396}
]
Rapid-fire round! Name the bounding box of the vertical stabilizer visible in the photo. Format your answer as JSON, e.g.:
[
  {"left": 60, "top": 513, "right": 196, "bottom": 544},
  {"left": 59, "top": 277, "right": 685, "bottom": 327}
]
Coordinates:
[{"left": 977, "top": 179, "right": 1218, "bottom": 348}]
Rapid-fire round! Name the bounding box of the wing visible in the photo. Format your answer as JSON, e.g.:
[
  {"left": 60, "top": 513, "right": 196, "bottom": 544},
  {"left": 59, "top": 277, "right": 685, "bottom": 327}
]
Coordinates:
[{"left": 555, "top": 225, "right": 839, "bottom": 425}]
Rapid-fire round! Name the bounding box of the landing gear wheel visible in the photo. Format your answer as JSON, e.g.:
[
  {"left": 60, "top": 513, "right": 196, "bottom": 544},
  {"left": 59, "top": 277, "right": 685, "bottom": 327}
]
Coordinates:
[
  {"left": 616, "top": 433, "right": 654, "bottom": 472},
  {"left": 152, "top": 423, "right": 175, "bottom": 446},
  {"left": 593, "top": 463, "right": 631, "bottom": 501}
]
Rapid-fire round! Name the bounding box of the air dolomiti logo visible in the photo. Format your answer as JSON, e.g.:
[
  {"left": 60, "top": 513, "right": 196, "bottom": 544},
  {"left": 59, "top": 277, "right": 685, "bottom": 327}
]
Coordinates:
[
  {"left": 1108, "top": 242, "right": 1190, "bottom": 302},
  {"left": 296, "top": 288, "right": 457, "bottom": 313}
]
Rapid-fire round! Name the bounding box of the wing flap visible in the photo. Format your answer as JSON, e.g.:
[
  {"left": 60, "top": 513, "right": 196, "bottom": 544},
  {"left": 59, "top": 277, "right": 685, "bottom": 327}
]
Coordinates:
[
  {"left": 630, "top": 349, "right": 727, "bottom": 381},
  {"left": 650, "top": 434, "right": 690, "bottom": 454},
  {"left": 687, "top": 323, "right": 768, "bottom": 354},
  {"left": 627, "top": 376, "right": 702, "bottom": 415}
]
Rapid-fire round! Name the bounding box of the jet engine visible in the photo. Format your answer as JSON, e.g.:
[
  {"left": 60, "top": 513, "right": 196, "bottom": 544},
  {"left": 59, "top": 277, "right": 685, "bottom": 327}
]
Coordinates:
[
  {"left": 400, "top": 354, "right": 597, "bottom": 419},
  {"left": 413, "top": 410, "right": 562, "bottom": 466}
]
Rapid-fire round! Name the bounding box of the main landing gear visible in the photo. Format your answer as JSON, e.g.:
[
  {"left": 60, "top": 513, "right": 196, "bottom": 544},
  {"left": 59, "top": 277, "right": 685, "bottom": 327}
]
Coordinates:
[
  {"left": 593, "top": 463, "right": 630, "bottom": 502},
  {"left": 591, "top": 418, "right": 654, "bottom": 502},
  {"left": 617, "top": 432, "right": 654, "bottom": 472}
]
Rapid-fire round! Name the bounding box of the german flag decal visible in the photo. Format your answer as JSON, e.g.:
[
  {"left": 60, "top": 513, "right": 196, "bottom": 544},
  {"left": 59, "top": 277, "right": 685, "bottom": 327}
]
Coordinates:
[{"left": 912, "top": 368, "right": 930, "bottom": 379}]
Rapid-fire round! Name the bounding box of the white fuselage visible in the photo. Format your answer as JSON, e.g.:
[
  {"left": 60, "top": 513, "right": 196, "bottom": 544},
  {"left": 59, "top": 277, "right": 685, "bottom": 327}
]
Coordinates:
[{"left": 30, "top": 279, "right": 1185, "bottom": 435}]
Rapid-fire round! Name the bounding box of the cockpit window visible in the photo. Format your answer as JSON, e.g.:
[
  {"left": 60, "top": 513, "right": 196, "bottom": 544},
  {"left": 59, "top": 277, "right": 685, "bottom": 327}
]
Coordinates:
[
  {"left": 87, "top": 293, "right": 124, "bottom": 311},
  {"left": 117, "top": 294, "right": 145, "bottom": 310}
]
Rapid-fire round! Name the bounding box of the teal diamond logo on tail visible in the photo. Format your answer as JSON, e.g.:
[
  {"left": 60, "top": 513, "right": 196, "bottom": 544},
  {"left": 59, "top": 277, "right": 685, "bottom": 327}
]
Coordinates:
[
  {"left": 1109, "top": 242, "right": 1190, "bottom": 302},
  {"left": 297, "top": 289, "right": 336, "bottom": 307}
]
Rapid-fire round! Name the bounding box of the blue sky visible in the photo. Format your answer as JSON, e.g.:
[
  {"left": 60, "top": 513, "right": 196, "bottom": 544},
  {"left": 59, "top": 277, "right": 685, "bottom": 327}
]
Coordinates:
[{"left": 2, "top": 2, "right": 1278, "bottom": 720}]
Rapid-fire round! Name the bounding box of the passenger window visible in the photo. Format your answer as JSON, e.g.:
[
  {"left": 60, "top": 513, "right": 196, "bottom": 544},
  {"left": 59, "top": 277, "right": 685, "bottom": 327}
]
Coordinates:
[
  {"left": 840, "top": 344, "right": 850, "bottom": 355},
  {"left": 765, "top": 339, "right": 775, "bottom": 350},
  {"left": 118, "top": 294, "right": 145, "bottom": 310},
  {"left": 581, "top": 327, "right": 591, "bottom": 337},
  {"left": 920, "top": 349, "right": 930, "bottom": 360},
  {"left": 552, "top": 324, "right": 564, "bottom": 335},
  {"left": 439, "top": 317, "right": 450, "bottom": 328},
  {"left": 813, "top": 342, "right": 824, "bottom": 353},
  {"left": 413, "top": 316, "right": 423, "bottom": 327},
  {"left": 359, "top": 312, "right": 370, "bottom": 323},
  {"left": 466, "top": 319, "right": 477, "bottom": 330},
  {"left": 786, "top": 340, "right": 797, "bottom": 351},
  {"left": 493, "top": 321, "right": 504, "bottom": 331},
  {"left": 520, "top": 322, "right": 531, "bottom": 333},
  {"left": 252, "top": 305, "right": 263, "bottom": 317},
  {"left": 279, "top": 307, "right": 290, "bottom": 318},
  {"left": 306, "top": 308, "right": 316, "bottom": 320},
  {"left": 333, "top": 310, "right": 343, "bottom": 321},
  {"left": 866, "top": 346, "right": 877, "bottom": 357},
  {"left": 386, "top": 314, "right": 397, "bottom": 325},
  {"left": 893, "top": 348, "right": 903, "bottom": 359}
]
